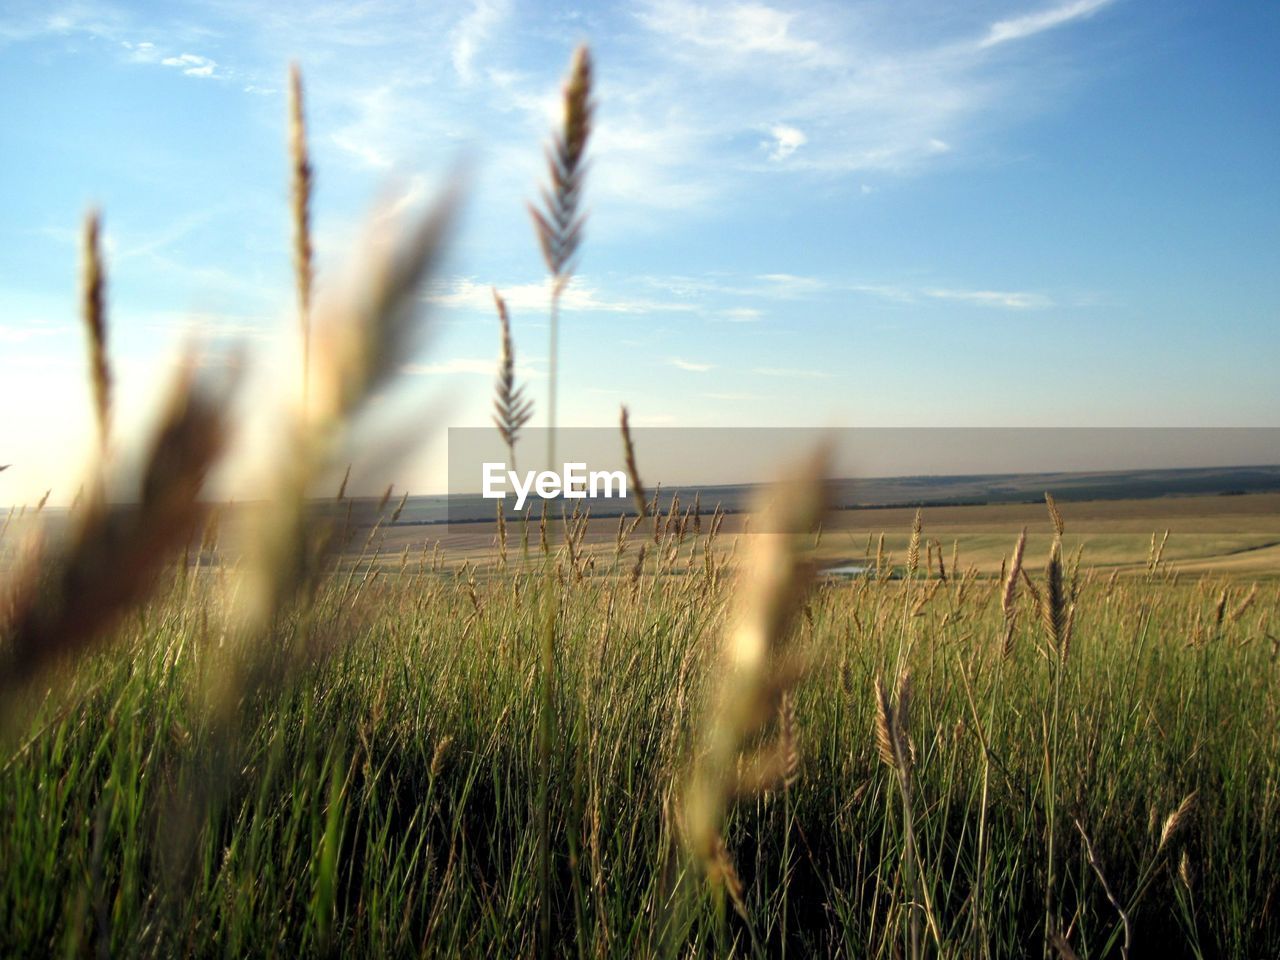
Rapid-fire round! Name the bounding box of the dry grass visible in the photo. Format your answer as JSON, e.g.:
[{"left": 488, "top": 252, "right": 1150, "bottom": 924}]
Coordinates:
[
  {"left": 0, "top": 357, "right": 233, "bottom": 700},
  {"left": 683, "top": 444, "right": 827, "bottom": 904},
  {"left": 289, "top": 62, "right": 314, "bottom": 410},
  {"left": 80, "top": 210, "right": 110, "bottom": 452},
  {"left": 491, "top": 289, "right": 534, "bottom": 471},
  {"left": 529, "top": 45, "right": 592, "bottom": 284},
  {"left": 619, "top": 405, "right": 650, "bottom": 525},
  {"left": 530, "top": 45, "right": 593, "bottom": 467}
]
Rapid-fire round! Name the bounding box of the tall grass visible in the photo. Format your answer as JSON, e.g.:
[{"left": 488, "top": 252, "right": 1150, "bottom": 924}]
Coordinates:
[
  {"left": 530, "top": 45, "right": 592, "bottom": 471},
  {"left": 1, "top": 518, "right": 1277, "bottom": 957}
]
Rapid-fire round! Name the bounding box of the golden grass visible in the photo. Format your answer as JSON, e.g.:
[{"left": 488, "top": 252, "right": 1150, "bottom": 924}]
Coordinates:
[
  {"left": 491, "top": 289, "right": 534, "bottom": 471},
  {"left": 80, "top": 210, "right": 110, "bottom": 452},
  {"left": 289, "top": 62, "right": 314, "bottom": 410},
  {"left": 683, "top": 443, "right": 828, "bottom": 938},
  {"left": 530, "top": 45, "right": 593, "bottom": 467}
]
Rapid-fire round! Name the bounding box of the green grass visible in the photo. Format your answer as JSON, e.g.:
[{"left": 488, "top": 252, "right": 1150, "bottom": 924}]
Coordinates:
[{"left": 2, "top": 535, "right": 1277, "bottom": 958}]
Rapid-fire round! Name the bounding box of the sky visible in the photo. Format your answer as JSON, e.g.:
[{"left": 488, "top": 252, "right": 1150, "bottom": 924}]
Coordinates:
[{"left": 1, "top": 0, "right": 1278, "bottom": 501}]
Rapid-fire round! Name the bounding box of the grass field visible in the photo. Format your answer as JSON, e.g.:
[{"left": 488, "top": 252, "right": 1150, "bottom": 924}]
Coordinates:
[
  {"left": 391, "top": 490, "right": 1280, "bottom": 580},
  {"left": 2, "top": 494, "right": 1278, "bottom": 958}
]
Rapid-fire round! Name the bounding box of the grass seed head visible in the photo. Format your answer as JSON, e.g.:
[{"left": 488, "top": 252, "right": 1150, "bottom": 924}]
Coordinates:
[
  {"left": 1045, "top": 491, "right": 1065, "bottom": 537},
  {"left": 907, "top": 509, "right": 923, "bottom": 575},
  {"left": 491, "top": 289, "right": 534, "bottom": 469},
  {"left": 81, "top": 210, "right": 111, "bottom": 452},
  {"left": 1002, "top": 526, "right": 1027, "bottom": 619},
  {"left": 684, "top": 444, "right": 829, "bottom": 877},
  {"left": 289, "top": 62, "right": 314, "bottom": 407},
  {"left": 1160, "top": 791, "right": 1198, "bottom": 851},
  {"left": 529, "top": 45, "right": 593, "bottom": 282}
]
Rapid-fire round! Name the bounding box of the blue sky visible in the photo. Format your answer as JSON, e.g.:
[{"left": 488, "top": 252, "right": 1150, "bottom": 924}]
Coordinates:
[{"left": 1, "top": 0, "right": 1278, "bottom": 500}]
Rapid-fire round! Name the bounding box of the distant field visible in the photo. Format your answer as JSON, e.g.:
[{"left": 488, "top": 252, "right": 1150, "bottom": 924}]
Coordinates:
[
  {"left": 389, "top": 491, "right": 1280, "bottom": 579},
  {"left": 7, "top": 489, "right": 1274, "bottom": 581}
]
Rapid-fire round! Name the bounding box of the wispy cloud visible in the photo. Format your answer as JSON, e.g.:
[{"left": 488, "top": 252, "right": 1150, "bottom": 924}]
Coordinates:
[
  {"left": 403, "top": 356, "right": 541, "bottom": 378},
  {"left": 753, "top": 366, "right": 835, "bottom": 379},
  {"left": 451, "top": 0, "right": 509, "bottom": 83},
  {"left": 0, "top": 5, "right": 128, "bottom": 44},
  {"left": 669, "top": 357, "right": 714, "bottom": 372},
  {"left": 625, "top": 0, "right": 1118, "bottom": 179},
  {"left": 160, "top": 52, "right": 218, "bottom": 78},
  {"left": 429, "top": 277, "right": 696, "bottom": 315},
  {"left": 637, "top": 1, "right": 831, "bottom": 63},
  {"left": 713, "top": 307, "right": 764, "bottom": 323},
  {"left": 122, "top": 39, "right": 158, "bottom": 63},
  {"left": 0, "top": 323, "right": 70, "bottom": 344},
  {"left": 756, "top": 273, "right": 827, "bottom": 296},
  {"left": 925, "top": 288, "right": 1052, "bottom": 309},
  {"left": 13, "top": 0, "right": 1118, "bottom": 228},
  {"left": 846, "top": 282, "right": 915, "bottom": 303},
  {"left": 644, "top": 273, "right": 829, "bottom": 301},
  {"left": 641, "top": 271, "right": 1054, "bottom": 313},
  {"left": 980, "top": 0, "right": 1115, "bottom": 49},
  {"left": 766, "top": 123, "right": 807, "bottom": 161}
]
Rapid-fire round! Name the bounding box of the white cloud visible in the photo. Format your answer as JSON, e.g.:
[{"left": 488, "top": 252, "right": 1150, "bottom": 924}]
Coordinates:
[
  {"left": 161, "top": 52, "right": 217, "bottom": 78},
  {"left": 624, "top": 0, "right": 1116, "bottom": 180},
  {"left": 669, "top": 357, "right": 714, "bottom": 372},
  {"left": 925, "top": 288, "right": 1052, "bottom": 309},
  {"left": 327, "top": 80, "right": 422, "bottom": 171},
  {"left": 756, "top": 273, "right": 827, "bottom": 297},
  {"left": 639, "top": 271, "right": 1053, "bottom": 314},
  {"left": 767, "top": 124, "right": 807, "bottom": 161},
  {"left": 403, "top": 357, "right": 541, "bottom": 378},
  {"left": 331, "top": 132, "right": 392, "bottom": 170},
  {"left": 121, "top": 40, "right": 158, "bottom": 63},
  {"left": 585, "top": 110, "right": 722, "bottom": 213},
  {"left": 56, "top": 0, "right": 1118, "bottom": 230},
  {"left": 645, "top": 272, "right": 907, "bottom": 305},
  {"left": 429, "top": 277, "right": 696, "bottom": 315},
  {"left": 637, "top": 1, "right": 830, "bottom": 63},
  {"left": 0, "top": 323, "right": 70, "bottom": 344},
  {"left": 0, "top": 6, "right": 130, "bottom": 44},
  {"left": 714, "top": 307, "right": 763, "bottom": 323},
  {"left": 981, "top": 0, "right": 1115, "bottom": 49},
  {"left": 643, "top": 273, "right": 824, "bottom": 300},
  {"left": 847, "top": 282, "right": 915, "bottom": 303},
  {"left": 753, "top": 366, "right": 834, "bottom": 379},
  {"left": 451, "top": 0, "right": 509, "bottom": 83}
]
